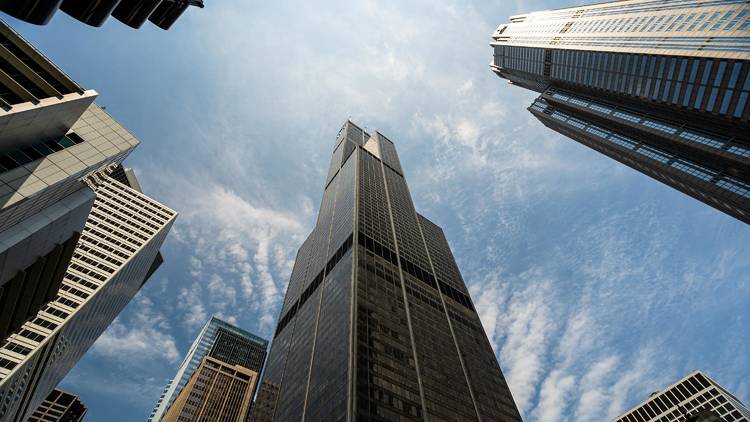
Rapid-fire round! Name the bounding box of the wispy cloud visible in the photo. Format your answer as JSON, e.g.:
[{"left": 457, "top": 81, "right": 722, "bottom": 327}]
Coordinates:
[{"left": 92, "top": 295, "right": 179, "bottom": 364}]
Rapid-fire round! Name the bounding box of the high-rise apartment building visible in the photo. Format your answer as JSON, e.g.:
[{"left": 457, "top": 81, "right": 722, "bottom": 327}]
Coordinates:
[
  {"left": 0, "top": 18, "right": 177, "bottom": 421},
  {"left": 614, "top": 371, "right": 750, "bottom": 422},
  {"left": 0, "top": 0, "right": 204, "bottom": 30},
  {"left": 28, "top": 388, "right": 87, "bottom": 422},
  {"left": 491, "top": 0, "right": 750, "bottom": 224},
  {"left": 250, "top": 121, "right": 521, "bottom": 421},
  {"left": 161, "top": 356, "right": 258, "bottom": 422},
  {"left": 148, "top": 316, "right": 269, "bottom": 422}
]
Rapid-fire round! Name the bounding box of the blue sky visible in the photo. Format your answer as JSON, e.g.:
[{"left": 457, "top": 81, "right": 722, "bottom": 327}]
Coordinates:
[{"left": 7, "top": 0, "right": 750, "bottom": 420}]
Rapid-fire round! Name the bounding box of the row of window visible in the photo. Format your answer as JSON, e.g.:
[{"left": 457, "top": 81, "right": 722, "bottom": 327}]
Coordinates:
[
  {"left": 548, "top": 91, "right": 750, "bottom": 158},
  {"left": 531, "top": 0, "right": 748, "bottom": 22},
  {"left": 0, "top": 132, "right": 85, "bottom": 174},
  {"left": 530, "top": 99, "right": 750, "bottom": 201},
  {"left": 545, "top": 49, "right": 750, "bottom": 118},
  {"left": 565, "top": 9, "right": 749, "bottom": 34}
]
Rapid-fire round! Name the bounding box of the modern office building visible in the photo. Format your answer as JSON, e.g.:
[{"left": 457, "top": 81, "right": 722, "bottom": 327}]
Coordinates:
[
  {"left": 0, "top": 0, "right": 204, "bottom": 30},
  {"left": 250, "top": 121, "right": 521, "bottom": 421},
  {"left": 491, "top": 0, "right": 750, "bottom": 224},
  {"left": 28, "top": 388, "right": 87, "bottom": 422},
  {"left": 0, "top": 18, "right": 177, "bottom": 421},
  {"left": 148, "top": 316, "right": 269, "bottom": 422},
  {"left": 161, "top": 356, "right": 257, "bottom": 422},
  {"left": 614, "top": 371, "right": 750, "bottom": 422},
  {"left": 0, "top": 166, "right": 177, "bottom": 421}
]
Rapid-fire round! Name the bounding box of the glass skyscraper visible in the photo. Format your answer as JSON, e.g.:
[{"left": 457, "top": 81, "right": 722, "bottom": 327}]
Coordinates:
[
  {"left": 148, "top": 316, "right": 269, "bottom": 422},
  {"left": 250, "top": 121, "right": 521, "bottom": 421},
  {"left": 491, "top": 0, "right": 750, "bottom": 224}
]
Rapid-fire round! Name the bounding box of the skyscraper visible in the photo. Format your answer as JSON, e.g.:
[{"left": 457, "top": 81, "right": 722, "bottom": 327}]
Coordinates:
[
  {"left": 614, "top": 371, "right": 750, "bottom": 422},
  {"left": 161, "top": 356, "right": 258, "bottom": 422},
  {"left": 28, "top": 388, "right": 87, "bottom": 422},
  {"left": 0, "top": 18, "right": 177, "bottom": 421},
  {"left": 0, "top": 166, "right": 177, "bottom": 421},
  {"left": 251, "top": 121, "right": 521, "bottom": 421},
  {"left": 491, "top": 0, "right": 750, "bottom": 224},
  {"left": 0, "top": 0, "right": 204, "bottom": 30},
  {"left": 148, "top": 316, "right": 269, "bottom": 422}
]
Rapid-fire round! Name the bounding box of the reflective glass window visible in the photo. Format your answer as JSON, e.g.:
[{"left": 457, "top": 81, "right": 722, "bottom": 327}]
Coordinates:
[
  {"left": 698, "top": 11, "right": 722, "bottom": 31},
  {"left": 711, "top": 11, "right": 735, "bottom": 30}
]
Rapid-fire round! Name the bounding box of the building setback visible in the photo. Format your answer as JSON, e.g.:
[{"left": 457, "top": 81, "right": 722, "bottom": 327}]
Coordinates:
[
  {"left": 148, "top": 316, "right": 269, "bottom": 422},
  {"left": 28, "top": 388, "right": 87, "bottom": 422},
  {"left": 613, "top": 371, "right": 750, "bottom": 422},
  {"left": 0, "top": 0, "right": 204, "bottom": 30},
  {"left": 491, "top": 0, "right": 750, "bottom": 224},
  {"left": 250, "top": 121, "right": 521, "bottom": 421},
  {"left": 161, "top": 356, "right": 258, "bottom": 422},
  {"left": 0, "top": 18, "right": 177, "bottom": 421}
]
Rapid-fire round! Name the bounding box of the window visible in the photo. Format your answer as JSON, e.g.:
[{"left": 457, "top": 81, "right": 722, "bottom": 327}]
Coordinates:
[
  {"left": 666, "top": 14, "right": 683, "bottom": 31},
  {"left": 679, "top": 131, "right": 723, "bottom": 149},
  {"left": 676, "top": 14, "right": 696, "bottom": 31},
  {"left": 717, "top": 176, "right": 750, "bottom": 198},
  {"left": 609, "top": 134, "right": 637, "bottom": 149},
  {"left": 710, "top": 11, "right": 735, "bottom": 31},
  {"left": 727, "top": 145, "right": 750, "bottom": 158},
  {"left": 613, "top": 111, "right": 641, "bottom": 123},
  {"left": 636, "top": 145, "right": 671, "bottom": 163},
  {"left": 725, "top": 10, "right": 749, "bottom": 30},
  {"left": 687, "top": 12, "right": 708, "bottom": 31},
  {"left": 0, "top": 132, "right": 86, "bottom": 173},
  {"left": 643, "top": 120, "right": 678, "bottom": 134},
  {"left": 698, "top": 11, "right": 721, "bottom": 31},
  {"left": 585, "top": 126, "right": 609, "bottom": 138},
  {"left": 671, "top": 160, "right": 716, "bottom": 181}
]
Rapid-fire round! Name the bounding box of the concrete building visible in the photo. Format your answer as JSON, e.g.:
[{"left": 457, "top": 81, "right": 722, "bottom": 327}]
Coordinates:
[
  {"left": 251, "top": 121, "right": 521, "bottom": 421},
  {"left": 148, "top": 317, "right": 268, "bottom": 422},
  {"left": 614, "top": 371, "right": 750, "bottom": 422},
  {"left": 0, "top": 0, "right": 204, "bottom": 30},
  {"left": 28, "top": 388, "right": 87, "bottom": 422},
  {"left": 0, "top": 18, "right": 177, "bottom": 421},
  {"left": 161, "top": 356, "right": 257, "bottom": 422},
  {"left": 491, "top": 0, "right": 750, "bottom": 224}
]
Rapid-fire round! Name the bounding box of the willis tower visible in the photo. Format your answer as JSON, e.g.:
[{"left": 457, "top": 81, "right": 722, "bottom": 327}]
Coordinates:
[{"left": 252, "top": 121, "right": 521, "bottom": 421}]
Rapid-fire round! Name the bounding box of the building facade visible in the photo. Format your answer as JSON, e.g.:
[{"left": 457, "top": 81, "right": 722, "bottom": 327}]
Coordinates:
[
  {"left": 614, "top": 371, "right": 750, "bottom": 422},
  {"left": 28, "top": 388, "right": 87, "bottom": 422},
  {"left": 0, "top": 19, "right": 177, "bottom": 421},
  {"left": 491, "top": 0, "right": 750, "bottom": 224},
  {"left": 250, "top": 121, "right": 521, "bottom": 421},
  {"left": 148, "top": 316, "right": 269, "bottom": 422},
  {"left": 0, "top": 0, "right": 203, "bottom": 30},
  {"left": 0, "top": 167, "right": 177, "bottom": 421},
  {"left": 161, "top": 356, "right": 257, "bottom": 422}
]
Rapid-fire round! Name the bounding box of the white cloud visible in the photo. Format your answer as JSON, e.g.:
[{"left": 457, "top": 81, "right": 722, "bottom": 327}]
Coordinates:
[
  {"left": 92, "top": 295, "right": 179, "bottom": 364},
  {"left": 493, "top": 274, "right": 558, "bottom": 415}
]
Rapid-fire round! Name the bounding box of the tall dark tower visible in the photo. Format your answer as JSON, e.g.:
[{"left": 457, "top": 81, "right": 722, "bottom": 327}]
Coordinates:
[
  {"left": 491, "top": 0, "right": 750, "bottom": 224},
  {"left": 251, "top": 121, "right": 521, "bottom": 421}
]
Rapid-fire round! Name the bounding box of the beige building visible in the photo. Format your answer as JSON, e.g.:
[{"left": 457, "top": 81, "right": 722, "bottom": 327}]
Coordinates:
[
  {"left": 162, "top": 356, "right": 258, "bottom": 422},
  {"left": 614, "top": 371, "right": 749, "bottom": 422}
]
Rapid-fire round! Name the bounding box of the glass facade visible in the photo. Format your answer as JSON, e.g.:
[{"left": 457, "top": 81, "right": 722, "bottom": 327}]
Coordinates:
[
  {"left": 251, "top": 121, "right": 522, "bottom": 421},
  {"left": 148, "top": 317, "right": 268, "bottom": 422},
  {"left": 491, "top": 0, "right": 750, "bottom": 224}
]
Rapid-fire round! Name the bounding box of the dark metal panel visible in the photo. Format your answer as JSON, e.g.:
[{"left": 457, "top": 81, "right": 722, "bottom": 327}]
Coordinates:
[{"left": 60, "top": 0, "right": 123, "bottom": 27}]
